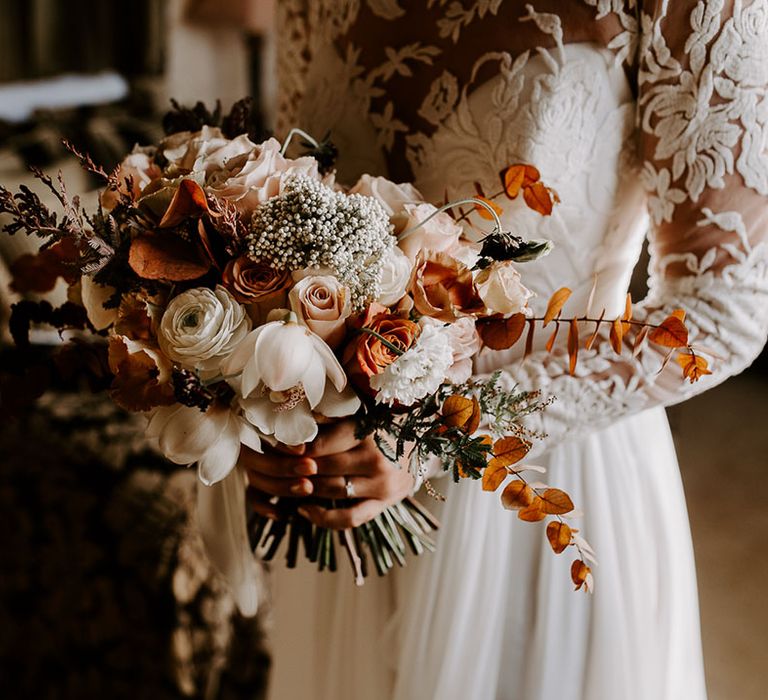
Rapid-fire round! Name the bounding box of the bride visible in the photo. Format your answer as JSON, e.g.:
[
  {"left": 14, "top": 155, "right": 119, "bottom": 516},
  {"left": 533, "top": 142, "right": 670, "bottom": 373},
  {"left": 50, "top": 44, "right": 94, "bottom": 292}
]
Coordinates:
[{"left": 241, "top": 2, "right": 768, "bottom": 699}]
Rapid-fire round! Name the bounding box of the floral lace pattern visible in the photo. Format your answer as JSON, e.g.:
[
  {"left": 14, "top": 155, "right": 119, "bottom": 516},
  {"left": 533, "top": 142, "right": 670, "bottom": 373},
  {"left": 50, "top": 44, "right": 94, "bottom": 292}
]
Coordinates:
[{"left": 277, "top": 0, "right": 768, "bottom": 454}]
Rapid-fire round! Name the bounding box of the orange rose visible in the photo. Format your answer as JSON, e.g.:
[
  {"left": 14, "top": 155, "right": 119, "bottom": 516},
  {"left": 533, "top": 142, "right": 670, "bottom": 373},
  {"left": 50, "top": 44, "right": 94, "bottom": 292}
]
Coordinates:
[
  {"left": 409, "top": 251, "right": 485, "bottom": 322},
  {"left": 222, "top": 256, "right": 291, "bottom": 304},
  {"left": 344, "top": 314, "right": 420, "bottom": 392}
]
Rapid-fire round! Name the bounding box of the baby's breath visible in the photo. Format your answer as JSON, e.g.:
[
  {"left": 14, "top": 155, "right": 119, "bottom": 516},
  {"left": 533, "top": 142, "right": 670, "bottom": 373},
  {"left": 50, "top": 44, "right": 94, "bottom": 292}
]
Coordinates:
[{"left": 246, "top": 175, "right": 394, "bottom": 309}]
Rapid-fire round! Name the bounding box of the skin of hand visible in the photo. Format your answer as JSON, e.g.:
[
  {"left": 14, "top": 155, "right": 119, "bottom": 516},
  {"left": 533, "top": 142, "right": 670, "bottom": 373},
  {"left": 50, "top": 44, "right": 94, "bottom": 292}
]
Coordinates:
[{"left": 239, "top": 420, "right": 415, "bottom": 530}]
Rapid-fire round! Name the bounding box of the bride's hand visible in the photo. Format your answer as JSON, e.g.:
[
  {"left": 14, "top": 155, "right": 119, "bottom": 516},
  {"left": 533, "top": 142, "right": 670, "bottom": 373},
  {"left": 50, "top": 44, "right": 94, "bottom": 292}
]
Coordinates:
[
  {"left": 240, "top": 420, "right": 414, "bottom": 529},
  {"left": 299, "top": 420, "right": 415, "bottom": 529}
]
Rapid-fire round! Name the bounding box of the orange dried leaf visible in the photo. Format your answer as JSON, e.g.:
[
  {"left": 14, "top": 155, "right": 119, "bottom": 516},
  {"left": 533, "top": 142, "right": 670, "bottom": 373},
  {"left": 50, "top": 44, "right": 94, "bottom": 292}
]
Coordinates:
[
  {"left": 465, "top": 398, "right": 482, "bottom": 434},
  {"left": 633, "top": 325, "right": 650, "bottom": 357},
  {"left": 571, "top": 559, "right": 591, "bottom": 591},
  {"left": 546, "top": 521, "right": 572, "bottom": 554},
  {"left": 546, "top": 323, "right": 560, "bottom": 353},
  {"left": 524, "top": 319, "right": 535, "bottom": 360},
  {"left": 543, "top": 287, "right": 572, "bottom": 326},
  {"left": 518, "top": 498, "right": 547, "bottom": 522},
  {"left": 649, "top": 314, "right": 689, "bottom": 348},
  {"left": 128, "top": 233, "right": 211, "bottom": 282},
  {"left": 442, "top": 395, "right": 475, "bottom": 429},
  {"left": 474, "top": 196, "right": 503, "bottom": 220},
  {"left": 676, "top": 352, "right": 712, "bottom": 383},
  {"left": 623, "top": 293, "right": 633, "bottom": 321},
  {"left": 501, "top": 480, "right": 536, "bottom": 510},
  {"left": 658, "top": 348, "right": 676, "bottom": 374},
  {"left": 482, "top": 461, "right": 508, "bottom": 492},
  {"left": 671, "top": 308, "right": 686, "bottom": 322},
  {"left": 568, "top": 319, "right": 579, "bottom": 375},
  {"left": 502, "top": 165, "right": 526, "bottom": 199},
  {"left": 539, "top": 488, "right": 575, "bottom": 515},
  {"left": 609, "top": 318, "right": 624, "bottom": 354},
  {"left": 108, "top": 337, "right": 174, "bottom": 412},
  {"left": 491, "top": 436, "right": 531, "bottom": 468},
  {"left": 621, "top": 293, "right": 633, "bottom": 333},
  {"left": 478, "top": 313, "right": 526, "bottom": 350},
  {"left": 158, "top": 179, "right": 210, "bottom": 228},
  {"left": 585, "top": 309, "right": 606, "bottom": 350},
  {"left": 523, "top": 181, "right": 554, "bottom": 216}
]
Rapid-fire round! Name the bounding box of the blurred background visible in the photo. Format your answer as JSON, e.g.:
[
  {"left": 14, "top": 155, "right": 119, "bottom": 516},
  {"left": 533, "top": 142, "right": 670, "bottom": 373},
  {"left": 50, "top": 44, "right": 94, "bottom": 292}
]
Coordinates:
[{"left": 0, "top": 1, "right": 765, "bottom": 698}]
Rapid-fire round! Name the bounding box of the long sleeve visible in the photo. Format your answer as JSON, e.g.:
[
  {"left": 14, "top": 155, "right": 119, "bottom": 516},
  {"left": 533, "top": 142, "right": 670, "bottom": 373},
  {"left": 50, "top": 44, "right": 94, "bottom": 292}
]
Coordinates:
[{"left": 481, "top": 0, "right": 768, "bottom": 454}]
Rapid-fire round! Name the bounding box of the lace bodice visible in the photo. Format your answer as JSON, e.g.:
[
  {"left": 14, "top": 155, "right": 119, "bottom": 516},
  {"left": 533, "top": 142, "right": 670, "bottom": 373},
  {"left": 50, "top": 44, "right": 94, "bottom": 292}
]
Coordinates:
[{"left": 277, "top": 1, "right": 768, "bottom": 453}]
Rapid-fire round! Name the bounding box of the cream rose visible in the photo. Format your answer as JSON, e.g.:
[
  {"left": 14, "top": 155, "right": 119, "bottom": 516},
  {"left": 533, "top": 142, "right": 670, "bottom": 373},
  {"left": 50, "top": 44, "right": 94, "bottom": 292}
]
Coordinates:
[
  {"left": 162, "top": 130, "right": 320, "bottom": 212},
  {"left": 162, "top": 126, "right": 253, "bottom": 176},
  {"left": 475, "top": 261, "right": 534, "bottom": 316},
  {"left": 158, "top": 285, "right": 251, "bottom": 378},
  {"left": 289, "top": 275, "right": 351, "bottom": 349},
  {"left": 349, "top": 174, "right": 423, "bottom": 215},
  {"left": 397, "top": 202, "right": 463, "bottom": 260},
  {"left": 377, "top": 245, "right": 413, "bottom": 307},
  {"left": 444, "top": 316, "right": 482, "bottom": 384},
  {"left": 206, "top": 138, "right": 320, "bottom": 211}
]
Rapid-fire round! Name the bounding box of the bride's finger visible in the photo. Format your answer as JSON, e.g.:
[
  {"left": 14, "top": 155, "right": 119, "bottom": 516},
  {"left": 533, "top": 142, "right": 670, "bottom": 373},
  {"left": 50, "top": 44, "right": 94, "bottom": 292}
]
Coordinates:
[
  {"left": 239, "top": 446, "right": 318, "bottom": 477},
  {"left": 312, "top": 446, "right": 379, "bottom": 476},
  {"left": 247, "top": 488, "right": 282, "bottom": 520},
  {"left": 298, "top": 499, "right": 386, "bottom": 530},
  {"left": 305, "top": 420, "right": 360, "bottom": 457},
  {"left": 309, "top": 475, "right": 374, "bottom": 499},
  {"left": 246, "top": 471, "right": 314, "bottom": 498}
]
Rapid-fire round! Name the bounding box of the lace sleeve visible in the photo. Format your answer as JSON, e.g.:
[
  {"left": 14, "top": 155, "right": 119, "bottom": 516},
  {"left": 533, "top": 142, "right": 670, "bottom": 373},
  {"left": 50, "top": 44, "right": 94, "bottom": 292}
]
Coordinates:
[{"left": 483, "top": 0, "right": 768, "bottom": 452}]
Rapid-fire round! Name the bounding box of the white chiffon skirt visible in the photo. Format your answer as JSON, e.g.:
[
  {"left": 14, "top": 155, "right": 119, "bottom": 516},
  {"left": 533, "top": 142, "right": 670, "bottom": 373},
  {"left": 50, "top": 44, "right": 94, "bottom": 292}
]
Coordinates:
[{"left": 265, "top": 406, "right": 707, "bottom": 700}]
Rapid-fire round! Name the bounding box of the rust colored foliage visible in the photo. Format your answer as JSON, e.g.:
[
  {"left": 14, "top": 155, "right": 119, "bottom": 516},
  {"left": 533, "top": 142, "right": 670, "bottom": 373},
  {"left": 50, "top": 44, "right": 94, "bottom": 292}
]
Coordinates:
[{"left": 476, "top": 286, "right": 712, "bottom": 384}]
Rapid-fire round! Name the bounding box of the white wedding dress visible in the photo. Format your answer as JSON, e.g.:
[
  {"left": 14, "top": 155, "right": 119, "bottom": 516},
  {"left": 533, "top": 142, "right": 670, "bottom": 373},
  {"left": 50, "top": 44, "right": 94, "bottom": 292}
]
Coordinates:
[{"left": 266, "top": 2, "right": 768, "bottom": 699}]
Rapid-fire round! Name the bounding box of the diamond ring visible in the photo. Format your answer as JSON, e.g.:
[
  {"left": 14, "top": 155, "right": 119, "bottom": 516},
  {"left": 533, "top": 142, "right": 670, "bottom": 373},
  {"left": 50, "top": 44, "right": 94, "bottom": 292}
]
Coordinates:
[{"left": 344, "top": 476, "right": 355, "bottom": 499}]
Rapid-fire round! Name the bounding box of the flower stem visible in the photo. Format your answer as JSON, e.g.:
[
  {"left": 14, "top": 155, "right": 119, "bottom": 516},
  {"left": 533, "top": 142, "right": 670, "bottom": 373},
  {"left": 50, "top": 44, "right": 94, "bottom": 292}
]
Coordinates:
[
  {"left": 358, "top": 327, "right": 406, "bottom": 356},
  {"left": 280, "top": 128, "right": 321, "bottom": 156},
  {"left": 399, "top": 197, "right": 503, "bottom": 241}
]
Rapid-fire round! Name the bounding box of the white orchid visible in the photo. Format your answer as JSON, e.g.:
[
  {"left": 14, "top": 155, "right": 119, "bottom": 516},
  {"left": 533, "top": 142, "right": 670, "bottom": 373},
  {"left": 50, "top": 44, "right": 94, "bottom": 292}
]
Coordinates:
[
  {"left": 223, "top": 314, "right": 360, "bottom": 445},
  {"left": 146, "top": 402, "right": 262, "bottom": 485}
]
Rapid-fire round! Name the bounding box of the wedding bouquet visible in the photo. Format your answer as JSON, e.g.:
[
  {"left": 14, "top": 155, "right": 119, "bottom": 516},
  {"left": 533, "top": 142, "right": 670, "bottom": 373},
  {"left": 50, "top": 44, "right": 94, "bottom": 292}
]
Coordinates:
[{"left": 1, "top": 100, "right": 710, "bottom": 615}]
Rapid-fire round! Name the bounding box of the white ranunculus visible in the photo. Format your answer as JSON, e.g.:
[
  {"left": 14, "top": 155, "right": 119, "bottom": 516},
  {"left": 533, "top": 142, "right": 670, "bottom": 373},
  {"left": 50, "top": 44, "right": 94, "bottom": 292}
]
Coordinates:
[
  {"left": 223, "top": 317, "right": 359, "bottom": 446},
  {"left": 475, "top": 261, "right": 534, "bottom": 316},
  {"left": 397, "top": 202, "right": 463, "bottom": 260},
  {"left": 376, "top": 245, "right": 413, "bottom": 307},
  {"left": 289, "top": 275, "right": 351, "bottom": 349},
  {"left": 370, "top": 318, "right": 454, "bottom": 406},
  {"left": 158, "top": 286, "right": 251, "bottom": 379},
  {"left": 349, "top": 174, "right": 423, "bottom": 215},
  {"left": 444, "top": 316, "right": 482, "bottom": 384}
]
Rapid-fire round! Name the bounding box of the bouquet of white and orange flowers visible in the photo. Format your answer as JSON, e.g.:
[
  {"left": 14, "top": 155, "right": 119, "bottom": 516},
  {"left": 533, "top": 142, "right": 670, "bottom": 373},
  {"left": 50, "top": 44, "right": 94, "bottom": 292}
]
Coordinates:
[{"left": 1, "top": 100, "right": 708, "bottom": 614}]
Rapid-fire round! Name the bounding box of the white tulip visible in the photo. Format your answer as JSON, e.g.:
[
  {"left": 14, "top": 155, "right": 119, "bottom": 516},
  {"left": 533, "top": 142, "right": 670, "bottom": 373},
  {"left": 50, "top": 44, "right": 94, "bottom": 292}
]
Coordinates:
[
  {"left": 223, "top": 317, "right": 360, "bottom": 446},
  {"left": 146, "top": 402, "right": 262, "bottom": 486}
]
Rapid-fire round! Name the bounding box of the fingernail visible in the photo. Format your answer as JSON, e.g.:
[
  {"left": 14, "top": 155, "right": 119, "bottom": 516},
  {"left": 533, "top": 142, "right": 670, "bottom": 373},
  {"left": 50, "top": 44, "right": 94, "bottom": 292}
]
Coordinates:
[
  {"left": 297, "top": 507, "right": 310, "bottom": 519},
  {"left": 294, "top": 459, "right": 317, "bottom": 476},
  {"left": 290, "top": 480, "right": 312, "bottom": 496}
]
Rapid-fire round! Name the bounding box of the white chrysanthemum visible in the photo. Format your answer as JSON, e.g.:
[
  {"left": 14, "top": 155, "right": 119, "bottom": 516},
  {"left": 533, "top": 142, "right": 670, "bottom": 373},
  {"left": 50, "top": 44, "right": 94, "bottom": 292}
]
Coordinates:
[{"left": 370, "top": 319, "right": 454, "bottom": 406}]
